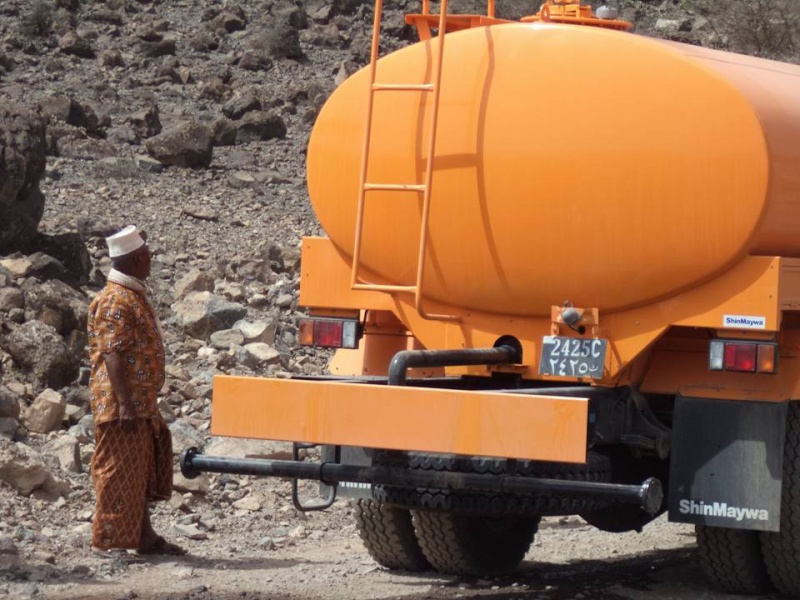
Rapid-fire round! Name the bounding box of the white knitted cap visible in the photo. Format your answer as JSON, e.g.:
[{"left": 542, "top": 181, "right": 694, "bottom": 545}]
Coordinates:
[{"left": 106, "top": 225, "right": 145, "bottom": 258}]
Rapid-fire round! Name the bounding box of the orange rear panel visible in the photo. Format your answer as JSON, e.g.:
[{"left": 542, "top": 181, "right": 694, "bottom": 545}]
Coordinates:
[{"left": 211, "top": 376, "right": 589, "bottom": 463}]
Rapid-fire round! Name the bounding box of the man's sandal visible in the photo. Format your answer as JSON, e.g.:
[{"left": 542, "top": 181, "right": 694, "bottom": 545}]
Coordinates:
[
  {"left": 91, "top": 546, "right": 145, "bottom": 562},
  {"left": 136, "top": 536, "right": 187, "bottom": 556}
]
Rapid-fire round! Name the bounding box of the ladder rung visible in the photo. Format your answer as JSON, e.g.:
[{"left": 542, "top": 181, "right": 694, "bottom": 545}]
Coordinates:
[
  {"left": 353, "top": 283, "right": 417, "bottom": 293},
  {"left": 364, "top": 183, "right": 427, "bottom": 192},
  {"left": 372, "top": 83, "right": 434, "bottom": 92}
]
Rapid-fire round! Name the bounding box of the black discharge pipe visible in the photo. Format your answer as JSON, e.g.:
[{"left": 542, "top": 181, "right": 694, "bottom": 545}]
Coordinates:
[
  {"left": 180, "top": 448, "right": 664, "bottom": 515},
  {"left": 388, "top": 345, "right": 518, "bottom": 386}
]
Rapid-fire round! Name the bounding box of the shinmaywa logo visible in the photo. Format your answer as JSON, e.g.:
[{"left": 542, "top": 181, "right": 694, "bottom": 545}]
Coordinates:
[
  {"left": 723, "top": 314, "right": 766, "bottom": 329},
  {"left": 679, "top": 499, "right": 769, "bottom": 522}
]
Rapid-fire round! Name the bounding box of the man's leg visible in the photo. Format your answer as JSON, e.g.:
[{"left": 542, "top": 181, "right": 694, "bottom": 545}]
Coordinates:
[{"left": 91, "top": 421, "right": 151, "bottom": 550}]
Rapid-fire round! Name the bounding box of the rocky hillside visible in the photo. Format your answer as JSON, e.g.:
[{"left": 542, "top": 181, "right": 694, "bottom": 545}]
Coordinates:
[{"left": 0, "top": 0, "right": 797, "bottom": 595}]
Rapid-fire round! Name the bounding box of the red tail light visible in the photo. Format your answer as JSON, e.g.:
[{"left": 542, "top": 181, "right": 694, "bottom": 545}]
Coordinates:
[
  {"left": 298, "top": 318, "right": 362, "bottom": 349},
  {"left": 709, "top": 340, "right": 777, "bottom": 374}
]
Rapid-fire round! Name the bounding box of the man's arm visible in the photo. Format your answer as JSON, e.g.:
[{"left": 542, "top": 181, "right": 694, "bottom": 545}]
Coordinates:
[{"left": 103, "top": 351, "right": 137, "bottom": 432}]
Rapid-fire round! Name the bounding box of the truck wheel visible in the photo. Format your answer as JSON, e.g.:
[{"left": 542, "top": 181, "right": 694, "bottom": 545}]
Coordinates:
[
  {"left": 354, "top": 498, "right": 430, "bottom": 571},
  {"left": 696, "top": 525, "right": 771, "bottom": 594},
  {"left": 411, "top": 509, "right": 538, "bottom": 575},
  {"left": 761, "top": 401, "right": 800, "bottom": 595}
]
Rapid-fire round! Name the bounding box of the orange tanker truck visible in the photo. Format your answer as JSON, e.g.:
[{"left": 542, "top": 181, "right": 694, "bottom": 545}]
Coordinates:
[{"left": 180, "top": 0, "right": 800, "bottom": 595}]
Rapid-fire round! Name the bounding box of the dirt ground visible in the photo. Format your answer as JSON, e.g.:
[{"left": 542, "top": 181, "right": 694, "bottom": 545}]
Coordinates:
[{"left": 2, "top": 489, "right": 783, "bottom": 600}]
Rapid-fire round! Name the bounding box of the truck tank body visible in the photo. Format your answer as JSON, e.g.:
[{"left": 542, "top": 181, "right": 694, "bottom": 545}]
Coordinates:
[{"left": 307, "top": 23, "right": 800, "bottom": 317}]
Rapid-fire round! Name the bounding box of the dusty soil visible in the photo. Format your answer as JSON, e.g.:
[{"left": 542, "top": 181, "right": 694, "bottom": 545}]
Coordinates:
[{"left": 2, "top": 499, "right": 782, "bottom": 600}]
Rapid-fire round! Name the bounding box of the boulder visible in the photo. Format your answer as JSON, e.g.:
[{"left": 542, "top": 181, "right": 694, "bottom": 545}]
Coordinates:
[
  {"left": 21, "top": 277, "right": 88, "bottom": 336},
  {"left": 145, "top": 121, "right": 214, "bottom": 168},
  {"left": 0, "top": 103, "right": 47, "bottom": 253},
  {"left": 58, "top": 31, "right": 95, "bottom": 58},
  {"left": 174, "top": 267, "right": 216, "bottom": 301},
  {"left": 235, "top": 111, "right": 287, "bottom": 144},
  {"left": 0, "top": 386, "right": 21, "bottom": 419},
  {"left": 240, "top": 342, "right": 281, "bottom": 369},
  {"left": 234, "top": 319, "right": 277, "bottom": 345},
  {"left": 43, "top": 434, "right": 81, "bottom": 473},
  {"left": 2, "top": 321, "right": 79, "bottom": 391},
  {"left": 172, "top": 291, "right": 247, "bottom": 339},
  {"left": 22, "top": 388, "right": 66, "bottom": 434},
  {"left": 129, "top": 105, "right": 162, "bottom": 141},
  {"left": 0, "top": 440, "right": 69, "bottom": 496},
  {"left": 222, "top": 89, "right": 261, "bottom": 120},
  {"left": 0, "top": 419, "right": 18, "bottom": 440}
]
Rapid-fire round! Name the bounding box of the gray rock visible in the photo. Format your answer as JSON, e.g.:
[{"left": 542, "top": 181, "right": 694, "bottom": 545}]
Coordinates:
[
  {"left": 173, "top": 471, "right": 210, "bottom": 494},
  {"left": 136, "top": 155, "right": 165, "bottom": 173},
  {"left": 145, "top": 121, "right": 214, "bottom": 169},
  {"left": 0, "top": 418, "right": 19, "bottom": 440},
  {"left": 173, "top": 523, "right": 207, "bottom": 540},
  {"left": 168, "top": 419, "right": 205, "bottom": 453},
  {"left": 240, "top": 342, "right": 281, "bottom": 368},
  {"left": 22, "top": 388, "right": 66, "bottom": 434},
  {"left": 0, "top": 386, "right": 21, "bottom": 419},
  {"left": 2, "top": 321, "right": 79, "bottom": 391},
  {"left": 222, "top": 89, "right": 261, "bottom": 120},
  {"left": 138, "top": 37, "right": 177, "bottom": 58},
  {"left": 234, "top": 319, "right": 276, "bottom": 345},
  {"left": 0, "top": 258, "right": 32, "bottom": 278},
  {"left": 228, "top": 171, "right": 256, "bottom": 189},
  {"left": 58, "top": 31, "right": 95, "bottom": 58},
  {"left": 174, "top": 268, "right": 216, "bottom": 301},
  {"left": 235, "top": 111, "right": 287, "bottom": 144},
  {"left": 211, "top": 117, "right": 238, "bottom": 147},
  {"left": 172, "top": 291, "right": 247, "bottom": 340},
  {"left": 213, "top": 8, "right": 247, "bottom": 33},
  {"left": 0, "top": 440, "right": 69, "bottom": 496},
  {"left": 67, "top": 421, "right": 93, "bottom": 444},
  {"left": 275, "top": 293, "right": 293, "bottom": 308},
  {"left": 129, "top": 106, "right": 162, "bottom": 140},
  {"left": 209, "top": 328, "right": 245, "bottom": 350},
  {"left": 0, "top": 105, "right": 46, "bottom": 253},
  {"left": 43, "top": 435, "right": 81, "bottom": 473}
]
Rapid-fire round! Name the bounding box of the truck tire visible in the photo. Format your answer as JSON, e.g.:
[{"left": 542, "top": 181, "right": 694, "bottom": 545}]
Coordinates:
[
  {"left": 354, "top": 498, "right": 430, "bottom": 571},
  {"left": 696, "top": 525, "right": 771, "bottom": 594},
  {"left": 761, "top": 401, "right": 800, "bottom": 596},
  {"left": 410, "top": 509, "right": 538, "bottom": 575},
  {"left": 374, "top": 451, "right": 611, "bottom": 517}
]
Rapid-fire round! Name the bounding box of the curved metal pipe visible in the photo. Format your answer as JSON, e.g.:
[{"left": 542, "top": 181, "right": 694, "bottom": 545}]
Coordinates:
[{"left": 388, "top": 344, "right": 518, "bottom": 386}]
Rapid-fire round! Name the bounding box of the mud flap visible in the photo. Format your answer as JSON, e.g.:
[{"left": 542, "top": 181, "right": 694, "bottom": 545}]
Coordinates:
[{"left": 668, "top": 395, "right": 786, "bottom": 532}]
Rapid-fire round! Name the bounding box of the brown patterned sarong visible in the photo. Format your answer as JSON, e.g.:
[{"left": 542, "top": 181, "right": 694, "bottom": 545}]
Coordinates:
[{"left": 91, "top": 419, "right": 173, "bottom": 550}]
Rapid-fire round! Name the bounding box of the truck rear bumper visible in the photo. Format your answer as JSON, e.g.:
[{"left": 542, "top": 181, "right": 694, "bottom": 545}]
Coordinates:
[{"left": 211, "top": 375, "right": 589, "bottom": 463}]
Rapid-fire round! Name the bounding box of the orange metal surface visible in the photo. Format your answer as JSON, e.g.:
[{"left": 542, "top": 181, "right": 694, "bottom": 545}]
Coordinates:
[
  {"left": 642, "top": 329, "right": 800, "bottom": 401},
  {"left": 307, "top": 24, "right": 800, "bottom": 318},
  {"left": 300, "top": 237, "right": 800, "bottom": 388},
  {"left": 210, "top": 376, "right": 589, "bottom": 463}
]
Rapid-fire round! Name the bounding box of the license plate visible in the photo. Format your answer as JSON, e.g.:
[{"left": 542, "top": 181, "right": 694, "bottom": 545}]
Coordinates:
[{"left": 538, "top": 336, "right": 608, "bottom": 379}]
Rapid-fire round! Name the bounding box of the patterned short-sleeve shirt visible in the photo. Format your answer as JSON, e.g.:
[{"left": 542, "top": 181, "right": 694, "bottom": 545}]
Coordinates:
[{"left": 87, "top": 282, "right": 165, "bottom": 424}]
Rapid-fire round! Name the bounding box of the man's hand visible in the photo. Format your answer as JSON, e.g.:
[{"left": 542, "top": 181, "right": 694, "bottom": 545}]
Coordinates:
[{"left": 119, "top": 403, "right": 137, "bottom": 433}]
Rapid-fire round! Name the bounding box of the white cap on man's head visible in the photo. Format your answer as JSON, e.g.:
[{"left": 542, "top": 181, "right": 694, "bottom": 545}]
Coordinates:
[{"left": 106, "top": 225, "right": 145, "bottom": 258}]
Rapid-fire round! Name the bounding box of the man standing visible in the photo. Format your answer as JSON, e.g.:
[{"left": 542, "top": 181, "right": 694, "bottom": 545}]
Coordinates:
[{"left": 87, "top": 225, "right": 184, "bottom": 557}]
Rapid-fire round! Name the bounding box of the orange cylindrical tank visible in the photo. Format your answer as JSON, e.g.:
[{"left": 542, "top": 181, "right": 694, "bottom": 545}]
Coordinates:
[{"left": 306, "top": 23, "right": 800, "bottom": 317}]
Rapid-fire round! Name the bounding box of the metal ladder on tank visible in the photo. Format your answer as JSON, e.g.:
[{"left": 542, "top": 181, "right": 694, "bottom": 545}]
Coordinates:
[{"left": 350, "top": 0, "right": 494, "bottom": 322}]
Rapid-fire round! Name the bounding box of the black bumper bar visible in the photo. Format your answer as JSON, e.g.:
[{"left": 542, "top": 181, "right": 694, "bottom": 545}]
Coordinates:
[{"left": 180, "top": 448, "right": 663, "bottom": 515}]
